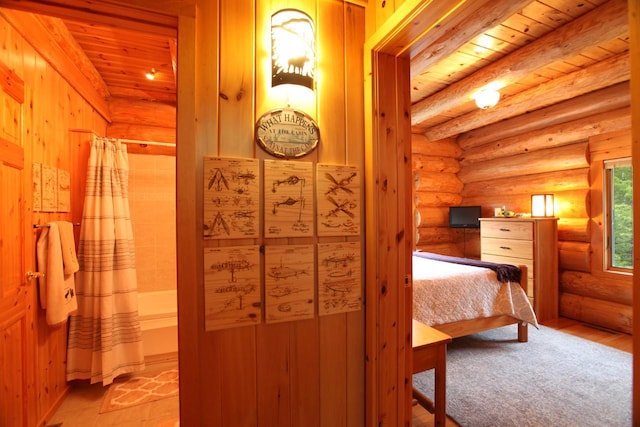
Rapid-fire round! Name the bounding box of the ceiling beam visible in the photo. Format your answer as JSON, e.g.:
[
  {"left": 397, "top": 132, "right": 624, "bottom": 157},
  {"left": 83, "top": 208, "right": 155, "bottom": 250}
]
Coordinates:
[
  {"left": 411, "top": 0, "right": 629, "bottom": 128},
  {"left": 1, "top": 8, "right": 111, "bottom": 121},
  {"left": 460, "top": 107, "right": 629, "bottom": 166},
  {"left": 34, "top": 15, "right": 110, "bottom": 99},
  {"left": 409, "top": 0, "right": 532, "bottom": 80},
  {"left": 458, "top": 81, "right": 631, "bottom": 149},
  {"left": 424, "top": 52, "right": 630, "bottom": 140}
]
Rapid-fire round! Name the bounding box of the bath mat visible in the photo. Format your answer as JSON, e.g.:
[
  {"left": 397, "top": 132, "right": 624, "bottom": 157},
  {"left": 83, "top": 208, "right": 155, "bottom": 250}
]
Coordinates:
[{"left": 99, "top": 369, "right": 179, "bottom": 413}]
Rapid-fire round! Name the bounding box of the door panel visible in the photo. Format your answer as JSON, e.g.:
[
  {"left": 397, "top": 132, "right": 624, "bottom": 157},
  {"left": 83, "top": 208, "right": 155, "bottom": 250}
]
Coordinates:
[{"left": 0, "top": 73, "right": 30, "bottom": 427}]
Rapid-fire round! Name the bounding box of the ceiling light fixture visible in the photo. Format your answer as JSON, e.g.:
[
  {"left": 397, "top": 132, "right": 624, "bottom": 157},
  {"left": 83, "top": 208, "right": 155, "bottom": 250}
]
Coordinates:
[
  {"left": 145, "top": 68, "right": 156, "bottom": 80},
  {"left": 474, "top": 88, "right": 500, "bottom": 109}
]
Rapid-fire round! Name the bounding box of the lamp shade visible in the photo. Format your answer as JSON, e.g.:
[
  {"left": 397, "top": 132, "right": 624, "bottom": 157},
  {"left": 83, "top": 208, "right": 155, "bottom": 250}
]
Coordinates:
[
  {"left": 271, "top": 9, "right": 315, "bottom": 90},
  {"left": 531, "top": 194, "right": 554, "bottom": 217}
]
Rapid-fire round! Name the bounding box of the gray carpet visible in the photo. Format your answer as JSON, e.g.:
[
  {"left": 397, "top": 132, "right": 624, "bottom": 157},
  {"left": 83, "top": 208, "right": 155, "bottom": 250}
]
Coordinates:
[{"left": 413, "top": 325, "right": 631, "bottom": 427}]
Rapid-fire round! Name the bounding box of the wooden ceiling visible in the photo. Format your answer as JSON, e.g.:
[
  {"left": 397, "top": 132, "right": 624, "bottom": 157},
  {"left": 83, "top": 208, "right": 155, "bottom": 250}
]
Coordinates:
[
  {"left": 408, "top": 0, "right": 629, "bottom": 141},
  {"left": 60, "top": 19, "right": 177, "bottom": 105},
  {"left": 0, "top": 0, "right": 178, "bottom": 115},
  {"left": 0, "top": 0, "right": 630, "bottom": 143}
]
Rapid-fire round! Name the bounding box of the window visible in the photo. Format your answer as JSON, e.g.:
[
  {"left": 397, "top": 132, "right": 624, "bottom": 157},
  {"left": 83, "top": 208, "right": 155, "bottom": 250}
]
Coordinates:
[{"left": 604, "top": 158, "right": 633, "bottom": 271}]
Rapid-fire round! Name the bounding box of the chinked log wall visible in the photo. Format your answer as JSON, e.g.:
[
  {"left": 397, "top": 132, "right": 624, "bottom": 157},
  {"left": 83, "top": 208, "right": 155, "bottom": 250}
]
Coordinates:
[
  {"left": 413, "top": 82, "right": 632, "bottom": 334},
  {"left": 106, "top": 97, "right": 176, "bottom": 155}
]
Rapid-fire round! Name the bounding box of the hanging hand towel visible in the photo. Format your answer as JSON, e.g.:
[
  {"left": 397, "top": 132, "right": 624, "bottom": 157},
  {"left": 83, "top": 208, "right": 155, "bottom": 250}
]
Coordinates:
[
  {"left": 56, "top": 221, "right": 79, "bottom": 275},
  {"left": 35, "top": 222, "right": 78, "bottom": 325}
]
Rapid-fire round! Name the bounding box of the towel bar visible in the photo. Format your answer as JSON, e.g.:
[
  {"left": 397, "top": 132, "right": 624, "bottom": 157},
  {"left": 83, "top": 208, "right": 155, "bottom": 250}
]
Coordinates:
[{"left": 33, "top": 223, "right": 80, "bottom": 229}]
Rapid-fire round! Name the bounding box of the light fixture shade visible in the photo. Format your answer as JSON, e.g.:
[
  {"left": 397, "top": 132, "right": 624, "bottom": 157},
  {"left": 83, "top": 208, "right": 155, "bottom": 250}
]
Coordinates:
[
  {"left": 531, "top": 194, "right": 554, "bottom": 217},
  {"left": 271, "top": 9, "right": 315, "bottom": 90},
  {"left": 474, "top": 89, "right": 500, "bottom": 109}
]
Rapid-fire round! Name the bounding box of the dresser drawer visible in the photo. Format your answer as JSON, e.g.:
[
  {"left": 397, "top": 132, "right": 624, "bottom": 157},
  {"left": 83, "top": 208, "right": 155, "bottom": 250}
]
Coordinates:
[
  {"left": 481, "top": 237, "right": 533, "bottom": 259},
  {"left": 480, "top": 220, "right": 533, "bottom": 240}
]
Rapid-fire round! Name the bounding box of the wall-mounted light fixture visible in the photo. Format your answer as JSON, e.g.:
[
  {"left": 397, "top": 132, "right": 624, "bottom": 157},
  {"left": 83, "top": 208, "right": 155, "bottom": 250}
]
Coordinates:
[
  {"left": 474, "top": 88, "right": 500, "bottom": 109},
  {"left": 145, "top": 68, "right": 156, "bottom": 80},
  {"left": 531, "top": 194, "right": 555, "bottom": 217},
  {"left": 271, "top": 9, "right": 315, "bottom": 90}
]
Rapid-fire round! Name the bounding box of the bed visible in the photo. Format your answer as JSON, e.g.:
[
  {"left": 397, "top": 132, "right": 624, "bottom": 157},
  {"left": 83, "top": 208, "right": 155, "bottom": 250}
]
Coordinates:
[{"left": 412, "top": 251, "right": 538, "bottom": 342}]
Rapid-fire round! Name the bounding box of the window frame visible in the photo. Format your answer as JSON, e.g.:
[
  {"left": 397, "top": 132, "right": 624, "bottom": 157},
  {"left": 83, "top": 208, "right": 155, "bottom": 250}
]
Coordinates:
[{"left": 603, "top": 157, "right": 633, "bottom": 273}]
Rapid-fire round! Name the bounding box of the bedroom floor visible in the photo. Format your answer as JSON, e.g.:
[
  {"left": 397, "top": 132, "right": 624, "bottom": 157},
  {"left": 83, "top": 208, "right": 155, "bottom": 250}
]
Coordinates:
[
  {"left": 47, "top": 318, "right": 630, "bottom": 427},
  {"left": 411, "top": 317, "right": 632, "bottom": 426}
]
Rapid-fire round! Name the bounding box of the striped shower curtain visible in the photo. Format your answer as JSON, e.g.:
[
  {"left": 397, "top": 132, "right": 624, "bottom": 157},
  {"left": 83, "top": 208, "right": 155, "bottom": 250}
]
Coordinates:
[{"left": 66, "top": 136, "right": 145, "bottom": 385}]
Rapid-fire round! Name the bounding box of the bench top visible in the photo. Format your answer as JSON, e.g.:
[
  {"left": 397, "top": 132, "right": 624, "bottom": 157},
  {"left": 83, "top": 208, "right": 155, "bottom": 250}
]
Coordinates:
[{"left": 412, "top": 319, "right": 452, "bottom": 350}]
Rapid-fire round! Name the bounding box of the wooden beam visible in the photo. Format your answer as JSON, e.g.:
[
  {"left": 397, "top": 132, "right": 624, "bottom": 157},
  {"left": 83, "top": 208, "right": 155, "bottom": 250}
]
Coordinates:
[
  {"left": 409, "top": 0, "right": 533, "bottom": 79},
  {"left": 34, "top": 15, "right": 110, "bottom": 99},
  {"left": 411, "top": 0, "right": 628, "bottom": 127},
  {"left": 561, "top": 270, "right": 632, "bottom": 306},
  {"left": 366, "top": 0, "right": 468, "bottom": 56},
  {"left": 108, "top": 97, "right": 176, "bottom": 128},
  {"left": 458, "top": 142, "right": 589, "bottom": 183},
  {"left": 458, "top": 81, "right": 631, "bottom": 150},
  {"left": 1, "top": 9, "right": 111, "bottom": 121},
  {"left": 0, "top": 0, "right": 179, "bottom": 36},
  {"left": 426, "top": 53, "right": 630, "bottom": 141},
  {"left": 461, "top": 168, "right": 590, "bottom": 198},
  {"left": 460, "top": 107, "right": 630, "bottom": 165}
]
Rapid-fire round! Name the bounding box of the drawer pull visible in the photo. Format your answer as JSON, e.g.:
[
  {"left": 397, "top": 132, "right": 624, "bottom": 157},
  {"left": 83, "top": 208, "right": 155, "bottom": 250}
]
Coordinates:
[
  {"left": 499, "top": 228, "right": 511, "bottom": 232},
  {"left": 499, "top": 246, "right": 512, "bottom": 250}
]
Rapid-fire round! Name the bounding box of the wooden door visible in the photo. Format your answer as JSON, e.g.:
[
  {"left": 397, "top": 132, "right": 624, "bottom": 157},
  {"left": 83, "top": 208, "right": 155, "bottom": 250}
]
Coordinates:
[{"left": 0, "top": 62, "right": 34, "bottom": 427}]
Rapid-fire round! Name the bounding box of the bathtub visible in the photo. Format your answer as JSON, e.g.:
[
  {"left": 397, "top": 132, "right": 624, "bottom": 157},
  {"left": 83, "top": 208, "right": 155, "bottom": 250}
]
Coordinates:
[{"left": 138, "top": 290, "right": 178, "bottom": 359}]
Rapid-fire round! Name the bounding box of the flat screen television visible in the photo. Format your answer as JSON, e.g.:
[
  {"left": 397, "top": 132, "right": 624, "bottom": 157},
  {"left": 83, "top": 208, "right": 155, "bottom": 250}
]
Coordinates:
[{"left": 449, "top": 205, "right": 481, "bottom": 229}]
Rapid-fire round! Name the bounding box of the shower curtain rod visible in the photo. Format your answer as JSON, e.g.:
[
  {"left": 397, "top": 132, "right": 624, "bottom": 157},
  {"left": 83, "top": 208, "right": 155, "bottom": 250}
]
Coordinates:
[
  {"left": 119, "top": 138, "right": 176, "bottom": 148},
  {"left": 33, "top": 223, "right": 80, "bottom": 229},
  {"left": 69, "top": 130, "right": 176, "bottom": 148}
]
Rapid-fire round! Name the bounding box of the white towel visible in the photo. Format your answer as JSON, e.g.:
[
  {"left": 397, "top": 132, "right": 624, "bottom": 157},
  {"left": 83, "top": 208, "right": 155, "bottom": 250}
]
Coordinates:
[
  {"left": 36, "top": 222, "right": 78, "bottom": 326},
  {"left": 56, "top": 221, "right": 79, "bottom": 275}
]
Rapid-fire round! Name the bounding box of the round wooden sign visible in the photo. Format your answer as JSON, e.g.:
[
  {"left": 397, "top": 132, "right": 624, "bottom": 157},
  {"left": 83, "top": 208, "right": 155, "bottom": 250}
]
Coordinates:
[{"left": 255, "top": 108, "right": 320, "bottom": 159}]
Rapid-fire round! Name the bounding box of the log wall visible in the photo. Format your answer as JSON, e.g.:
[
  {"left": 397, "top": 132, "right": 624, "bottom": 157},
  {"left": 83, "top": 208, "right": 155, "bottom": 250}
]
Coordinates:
[
  {"left": 413, "top": 93, "right": 632, "bottom": 334},
  {"left": 106, "top": 97, "right": 176, "bottom": 155}
]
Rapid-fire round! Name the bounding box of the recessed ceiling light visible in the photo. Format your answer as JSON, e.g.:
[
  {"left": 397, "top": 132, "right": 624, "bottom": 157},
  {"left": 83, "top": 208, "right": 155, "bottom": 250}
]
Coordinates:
[{"left": 145, "top": 68, "right": 156, "bottom": 80}]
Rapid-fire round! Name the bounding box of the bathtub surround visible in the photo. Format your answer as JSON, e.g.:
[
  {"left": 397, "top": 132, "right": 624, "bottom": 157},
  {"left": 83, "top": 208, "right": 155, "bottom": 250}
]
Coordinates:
[
  {"left": 67, "top": 136, "right": 145, "bottom": 385},
  {"left": 138, "top": 290, "right": 178, "bottom": 358},
  {"left": 128, "top": 153, "right": 177, "bottom": 294}
]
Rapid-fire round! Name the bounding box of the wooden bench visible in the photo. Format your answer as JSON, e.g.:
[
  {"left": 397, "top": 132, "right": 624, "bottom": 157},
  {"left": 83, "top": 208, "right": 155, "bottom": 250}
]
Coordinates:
[{"left": 412, "top": 319, "right": 452, "bottom": 427}]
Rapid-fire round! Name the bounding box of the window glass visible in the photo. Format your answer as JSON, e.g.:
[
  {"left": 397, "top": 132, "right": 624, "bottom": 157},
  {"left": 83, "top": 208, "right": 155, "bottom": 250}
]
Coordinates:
[{"left": 604, "top": 158, "right": 633, "bottom": 271}]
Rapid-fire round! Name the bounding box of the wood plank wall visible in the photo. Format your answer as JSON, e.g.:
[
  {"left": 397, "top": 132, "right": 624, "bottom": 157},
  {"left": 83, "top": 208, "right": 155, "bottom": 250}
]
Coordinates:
[
  {"left": 0, "top": 13, "right": 107, "bottom": 426},
  {"left": 412, "top": 91, "right": 632, "bottom": 333},
  {"left": 177, "top": 1, "right": 367, "bottom": 425}
]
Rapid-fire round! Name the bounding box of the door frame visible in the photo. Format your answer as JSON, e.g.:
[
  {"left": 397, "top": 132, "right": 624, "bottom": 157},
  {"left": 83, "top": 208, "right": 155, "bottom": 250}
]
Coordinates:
[{"left": 363, "top": 0, "right": 639, "bottom": 423}]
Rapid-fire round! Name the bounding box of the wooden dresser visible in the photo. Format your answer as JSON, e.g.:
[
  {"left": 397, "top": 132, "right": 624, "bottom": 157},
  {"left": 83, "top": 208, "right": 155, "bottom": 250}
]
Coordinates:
[{"left": 479, "top": 217, "right": 559, "bottom": 322}]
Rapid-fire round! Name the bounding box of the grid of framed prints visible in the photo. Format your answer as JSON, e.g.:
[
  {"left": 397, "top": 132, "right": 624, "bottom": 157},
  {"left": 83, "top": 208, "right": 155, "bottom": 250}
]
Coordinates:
[{"left": 203, "top": 156, "right": 363, "bottom": 331}]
